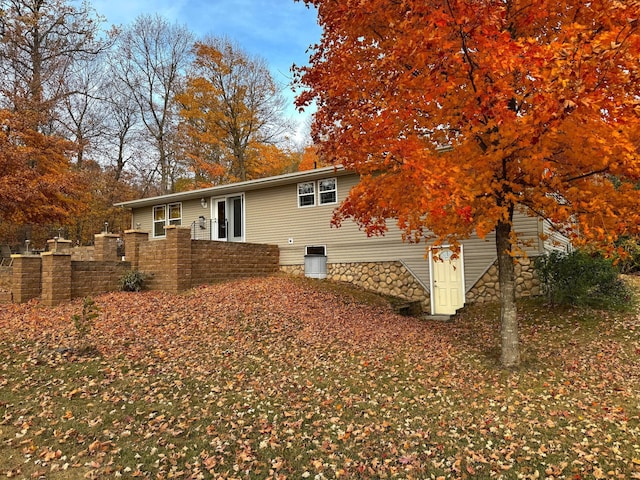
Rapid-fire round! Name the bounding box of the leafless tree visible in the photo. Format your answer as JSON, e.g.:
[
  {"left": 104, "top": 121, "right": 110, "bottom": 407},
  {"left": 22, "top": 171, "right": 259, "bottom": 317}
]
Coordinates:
[
  {"left": 0, "top": 0, "right": 111, "bottom": 130},
  {"left": 56, "top": 55, "right": 110, "bottom": 166},
  {"left": 111, "top": 14, "right": 194, "bottom": 194}
]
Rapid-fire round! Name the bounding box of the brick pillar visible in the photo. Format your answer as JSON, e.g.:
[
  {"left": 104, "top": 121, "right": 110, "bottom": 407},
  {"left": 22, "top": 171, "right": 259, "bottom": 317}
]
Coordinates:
[
  {"left": 165, "top": 226, "right": 192, "bottom": 292},
  {"left": 94, "top": 233, "right": 120, "bottom": 262},
  {"left": 41, "top": 252, "right": 71, "bottom": 307},
  {"left": 47, "top": 238, "right": 73, "bottom": 253},
  {"left": 124, "top": 230, "right": 149, "bottom": 270},
  {"left": 11, "top": 255, "right": 42, "bottom": 303}
]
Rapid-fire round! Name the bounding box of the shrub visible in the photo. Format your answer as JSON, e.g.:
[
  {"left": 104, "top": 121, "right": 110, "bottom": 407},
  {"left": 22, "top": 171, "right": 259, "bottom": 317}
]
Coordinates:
[
  {"left": 613, "top": 237, "right": 640, "bottom": 274},
  {"left": 119, "top": 270, "right": 146, "bottom": 292},
  {"left": 534, "top": 250, "right": 633, "bottom": 310}
]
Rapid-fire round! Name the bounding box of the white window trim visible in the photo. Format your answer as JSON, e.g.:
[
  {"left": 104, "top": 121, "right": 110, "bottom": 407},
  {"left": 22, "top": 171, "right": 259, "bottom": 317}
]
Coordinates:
[
  {"left": 168, "top": 202, "right": 182, "bottom": 226},
  {"left": 152, "top": 205, "right": 166, "bottom": 238},
  {"left": 318, "top": 177, "right": 338, "bottom": 206},
  {"left": 297, "top": 178, "right": 338, "bottom": 208},
  {"left": 297, "top": 181, "right": 316, "bottom": 208},
  {"left": 152, "top": 202, "right": 182, "bottom": 238}
]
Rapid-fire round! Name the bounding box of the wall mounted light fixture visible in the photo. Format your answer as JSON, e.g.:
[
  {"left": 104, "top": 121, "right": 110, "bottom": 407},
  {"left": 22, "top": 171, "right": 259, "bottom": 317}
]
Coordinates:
[{"left": 200, "top": 198, "right": 207, "bottom": 208}]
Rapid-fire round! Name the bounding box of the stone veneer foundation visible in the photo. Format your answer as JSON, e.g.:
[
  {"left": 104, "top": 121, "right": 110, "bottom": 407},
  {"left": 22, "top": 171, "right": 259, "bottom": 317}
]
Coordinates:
[
  {"left": 282, "top": 257, "right": 542, "bottom": 312},
  {"left": 466, "top": 257, "right": 541, "bottom": 304},
  {"left": 281, "top": 261, "right": 431, "bottom": 310}
]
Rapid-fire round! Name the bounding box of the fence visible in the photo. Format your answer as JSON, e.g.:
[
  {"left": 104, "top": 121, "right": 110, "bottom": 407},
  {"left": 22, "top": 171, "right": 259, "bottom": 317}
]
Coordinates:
[{"left": 191, "top": 218, "right": 212, "bottom": 240}]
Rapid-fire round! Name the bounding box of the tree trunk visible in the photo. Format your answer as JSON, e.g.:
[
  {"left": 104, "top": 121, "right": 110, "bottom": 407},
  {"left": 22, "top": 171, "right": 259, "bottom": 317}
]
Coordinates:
[{"left": 496, "top": 218, "right": 520, "bottom": 368}]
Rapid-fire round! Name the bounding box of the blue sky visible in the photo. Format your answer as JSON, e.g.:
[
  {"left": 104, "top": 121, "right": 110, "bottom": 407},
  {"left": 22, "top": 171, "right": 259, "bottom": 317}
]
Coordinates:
[{"left": 91, "top": 0, "right": 322, "bottom": 142}]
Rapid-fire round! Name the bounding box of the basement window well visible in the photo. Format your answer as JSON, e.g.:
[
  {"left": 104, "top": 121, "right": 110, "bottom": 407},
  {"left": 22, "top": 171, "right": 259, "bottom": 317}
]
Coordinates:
[{"left": 304, "top": 245, "right": 327, "bottom": 279}]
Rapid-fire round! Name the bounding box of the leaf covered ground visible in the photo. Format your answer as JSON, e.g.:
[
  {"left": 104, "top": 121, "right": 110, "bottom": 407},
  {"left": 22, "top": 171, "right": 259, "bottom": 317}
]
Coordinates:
[{"left": 0, "top": 275, "right": 639, "bottom": 479}]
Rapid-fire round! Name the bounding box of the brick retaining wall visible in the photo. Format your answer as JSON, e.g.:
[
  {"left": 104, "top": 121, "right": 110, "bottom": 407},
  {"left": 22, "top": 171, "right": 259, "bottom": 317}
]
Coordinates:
[
  {"left": 126, "top": 226, "right": 279, "bottom": 293},
  {"left": 137, "top": 238, "right": 171, "bottom": 291},
  {"left": 191, "top": 241, "right": 279, "bottom": 285},
  {"left": 3, "top": 228, "right": 280, "bottom": 305},
  {"left": 0, "top": 266, "right": 12, "bottom": 290},
  {"left": 72, "top": 261, "right": 131, "bottom": 299},
  {"left": 0, "top": 265, "right": 11, "bottom": 303},
  {"left": 11, "top": 255, "right": 41, "bottom": 303},
  {"left": 3, "top": 235, "right": 131, "bottom": 306}
]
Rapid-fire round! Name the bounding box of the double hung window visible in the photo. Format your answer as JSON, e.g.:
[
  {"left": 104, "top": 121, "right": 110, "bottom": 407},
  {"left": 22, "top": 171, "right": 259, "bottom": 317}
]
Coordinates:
[
  {"left": 298, "top": 178, "right": 337, "bottom": 207},
  {"left": 298, "top": 182, "right": 315, "bottom": 207},
  {"left": 153, "top": 203, "right": 182, "bottom": 237},
  {"left": 318, "top": 178, "right": 337, "bottom": 205}
]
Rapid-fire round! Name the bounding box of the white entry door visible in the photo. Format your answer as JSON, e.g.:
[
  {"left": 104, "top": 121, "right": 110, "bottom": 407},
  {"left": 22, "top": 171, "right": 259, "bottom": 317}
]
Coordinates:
[
  {"left": 212, "top": 198, "right": 227, "bottom": 241},
  {"left": 211, "top": 195, "right": 244, "bottom": 242},
  {"left": 430, "top": 246, "right": 465, "bottom": 315}
]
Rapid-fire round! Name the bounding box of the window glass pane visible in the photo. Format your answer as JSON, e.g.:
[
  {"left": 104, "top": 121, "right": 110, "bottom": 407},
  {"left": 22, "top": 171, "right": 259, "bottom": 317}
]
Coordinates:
[
  {"left": 298, "top": 182, "right": 314, "bottom": 195},
  {"left": 298, "top": 182, "right": 315, "bottom": 207},
  {"left": 306, "top": 245, "right": 326, "bottom": 255},
  {"left": 153, "top": 206, "right": 165, "bottom": 221},
  {"left": 233, "top": 197, "right": 242, "bottom": 237},
  {"left": 319, "top": 178, "right": 335, "bottom": 192},
  {"left": 168, "top": 203, "right": 181, "bottom": 219},
  {"left": 217, "top": 201, "right": 226, "bottom": 239},
  {"left": 320, "top": 191, "right": 336, "bottom": 204},
  {"left": 154, "top": 221, "right": 165, "bottom": 237},
  {"left": 299, "top": 195, "right": 314, "bottom": 207},
  {"left": 319, "top": 178, "right": 337, "bottom": 204}
]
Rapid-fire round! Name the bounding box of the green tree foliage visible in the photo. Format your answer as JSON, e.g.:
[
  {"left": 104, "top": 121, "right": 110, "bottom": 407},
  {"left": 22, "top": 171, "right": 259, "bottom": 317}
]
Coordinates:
[{"left": 535, "top": 250, "right": 633, "bottom": 310}]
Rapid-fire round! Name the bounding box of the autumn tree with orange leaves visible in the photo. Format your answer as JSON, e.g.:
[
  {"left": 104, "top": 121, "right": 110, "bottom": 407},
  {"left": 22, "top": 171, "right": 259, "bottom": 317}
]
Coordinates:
[
  {"left": 0, "top": 110, "right": 85, "bottom": 226},
  {"left": 178, "top": 38, "right": 291, "bottom": 186},
  {"left": 297, "top": 145, "right": 332, "bottom": 171},
  {"left": 295, "top": 0, "right": 640, "bottom": 367}
]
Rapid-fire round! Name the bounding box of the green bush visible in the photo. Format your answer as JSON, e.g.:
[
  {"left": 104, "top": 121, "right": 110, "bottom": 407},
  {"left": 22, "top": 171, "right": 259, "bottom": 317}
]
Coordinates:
[
  {"left": 119, "top": 270, "right": 146, "bottom": 292},
  {"left": 613, "top": 237, "right": 640, "bottom": 274},
  {"left": 534, "top": 250, "right": 633, "bottom": 310}
]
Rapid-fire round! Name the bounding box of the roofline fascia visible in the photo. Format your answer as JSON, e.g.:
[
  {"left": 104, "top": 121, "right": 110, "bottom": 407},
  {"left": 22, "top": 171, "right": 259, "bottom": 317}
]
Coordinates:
[{"left": 115, "top": 165, "right": 347, "bottom": 209}]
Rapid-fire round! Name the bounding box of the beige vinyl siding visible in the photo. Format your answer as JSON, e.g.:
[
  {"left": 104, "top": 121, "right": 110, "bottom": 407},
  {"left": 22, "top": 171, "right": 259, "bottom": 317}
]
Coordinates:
[
  {"left": 132, "top": 209, "right": 153, "bottom": 234},
  {"left": 133, "top": 200, "right": 207, "bottom": 239},
  {"left": 245, "top": 174, "right": 428, "bottom": 263},
  {"left": 245, "top": 173, "right": 542, "bottom": 292},
  {"left": 542, "top": 219, "right": 572, "bottom": 253}
]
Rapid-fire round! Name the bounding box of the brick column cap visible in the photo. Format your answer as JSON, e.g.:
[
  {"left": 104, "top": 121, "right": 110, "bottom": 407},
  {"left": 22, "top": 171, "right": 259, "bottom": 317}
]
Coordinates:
[
  {"left": 164, "top": 225, "right": 192, "bottom": 231},
  {"left": 95, "top": 233, "right": 121, "bottom": 238},
  {"left": 41, "top": 251, "right": 72, "bottom": 257},
  {"left": 124, "top": 229, "right": 148, "bottom": 234},
  {"left": 11, "top": 253, "right": 41, "bottom": 258}
]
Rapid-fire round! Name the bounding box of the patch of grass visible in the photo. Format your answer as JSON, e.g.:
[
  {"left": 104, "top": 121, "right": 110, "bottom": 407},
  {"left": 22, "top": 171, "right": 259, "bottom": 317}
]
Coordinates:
[{"left": 0, "top": 277, "right": 639, "bottom": 478}]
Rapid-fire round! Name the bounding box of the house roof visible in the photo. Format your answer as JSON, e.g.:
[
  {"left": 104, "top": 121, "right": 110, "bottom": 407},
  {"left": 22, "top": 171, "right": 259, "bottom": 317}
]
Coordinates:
[{"left": 115, "top": 166, "right": 348, "bottom": 209}]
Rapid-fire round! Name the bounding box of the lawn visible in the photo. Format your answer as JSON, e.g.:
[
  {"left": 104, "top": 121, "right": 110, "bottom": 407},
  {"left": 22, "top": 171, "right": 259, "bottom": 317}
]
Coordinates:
[{"left": 0, "top": 276, "right": 638, "bottom": 479}]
